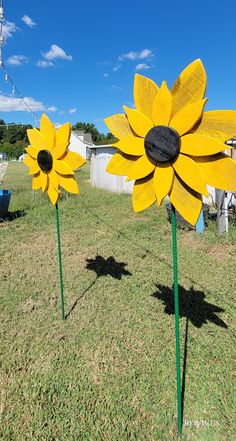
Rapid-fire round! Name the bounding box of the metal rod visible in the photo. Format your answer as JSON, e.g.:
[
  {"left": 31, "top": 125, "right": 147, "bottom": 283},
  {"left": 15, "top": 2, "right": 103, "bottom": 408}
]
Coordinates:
[
  {"left": 171, "top": 204, "right": 182, "bottom": 435},
  {"left": 55, "top": 203, "right": 65, "bottom": 320}
]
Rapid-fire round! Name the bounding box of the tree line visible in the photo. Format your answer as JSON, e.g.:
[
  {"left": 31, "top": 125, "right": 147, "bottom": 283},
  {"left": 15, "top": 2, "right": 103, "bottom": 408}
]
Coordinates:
[
  {"left": 0, "top": 120, "right": 32, "bottom": 159},
  {"left": 0, "top": 120, "right": 117, "bottom": 159}
]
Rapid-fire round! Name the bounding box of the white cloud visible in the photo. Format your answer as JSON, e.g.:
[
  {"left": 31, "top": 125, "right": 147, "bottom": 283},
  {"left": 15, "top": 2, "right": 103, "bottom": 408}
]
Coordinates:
[
  {"left": 135, "top": 63, "right": 150, "bottom": 71},
  {"left": 36, "top": 60, "right": 54, "bottom": 68},
  {"left": 68, "top": 108, "right": 77, "bottom": 114},
  {"left": 47, "top": 105, "right": 57, "bottom": 112},
  {"left": 103, "top": 73, "right": 109, "bottom": 78},
  {"left": 7, "top": 55, "right": 29, "bottom": 66},
  {"left": 119, "top": 49, "right": 153, "bottom": 61},
  {"left": 0, "top": 95, "right": 56, "bottom": 113},
  {"left": 0, "top": 95, "right": 44, "bottom": 112},
  {"left": 3, "top": 21, "right": 17, "bottom": 40},
  {"left": 113, "top": 64, "right": 121, "bottom": 72},
  {"left": 42, "top": 44, "right": 72, "bottom": 61},
  {"left": 21, "top": 15, "right": 36, "bottom": 28}
]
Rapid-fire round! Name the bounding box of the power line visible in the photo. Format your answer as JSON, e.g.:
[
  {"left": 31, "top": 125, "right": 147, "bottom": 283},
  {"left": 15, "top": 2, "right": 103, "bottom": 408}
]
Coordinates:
[{"left": 0, "top": 0, "right": 39, "bottom": 127}]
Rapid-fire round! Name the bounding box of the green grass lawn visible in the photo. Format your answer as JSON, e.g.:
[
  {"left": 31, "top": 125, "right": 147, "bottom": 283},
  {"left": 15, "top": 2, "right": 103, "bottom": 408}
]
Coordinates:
[{"left": 0, "top": 162, "right": 235, "bottom": 440}]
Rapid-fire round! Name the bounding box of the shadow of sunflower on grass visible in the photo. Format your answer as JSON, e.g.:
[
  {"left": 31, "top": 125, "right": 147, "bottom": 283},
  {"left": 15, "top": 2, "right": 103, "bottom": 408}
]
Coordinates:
[
  {"left": 86, "top": 255, "right": 132, "bottom": 280},
  {"left": 152, "top": 284, "right": 228, "bottom": 329}
]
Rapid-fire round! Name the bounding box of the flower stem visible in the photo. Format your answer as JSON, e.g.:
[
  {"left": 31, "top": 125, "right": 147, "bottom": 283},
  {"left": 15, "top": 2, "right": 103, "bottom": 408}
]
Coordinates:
[
  {"left": 171, "top": 204, "right": 182, "bottom": 434},
  {"left": 55, "top": 203, "right": 65, "bottom": 320}
]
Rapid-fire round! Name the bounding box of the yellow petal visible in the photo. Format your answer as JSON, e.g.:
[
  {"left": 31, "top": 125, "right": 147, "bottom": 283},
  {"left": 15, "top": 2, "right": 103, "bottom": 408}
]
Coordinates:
[
  {"left": 40, "top": 171, "right": 48, "bottom": 193},
  {"left": 153, "top": 164, "right": 174, "bottom": 206},
  {"left": 194, "top": 154, "right": 236, "bottom": 191},
  {"left": 133, "top": 73, "right": 159, "bottom": 120},
  {"left": 104, "top": 114, "right": 133, "bottom": 139},
  {"left": 48, "top": 169, "right": 59, "bottom": 191},
  {"left": 56, "top": 122, "right": 71, "bottom": 145},
  {"left": 52, "top": 143, "right": 69, "bottom": 160},
  {"left": 59, "top": 175, "right": 80, "bottom": 194},
  {"left": 106, "top": 152, "right": 137, "bottom": 176},
  {"left": 25, "top": 145, "right": 39, "bottom": 159},
  {"left": 114, "top": 136, "right": 145, "bottom": 156},
  {"left": 62, "top": 151, "right": 86, "bottom": 170},
  {"left": 172, "top": 154, "right": 208, "bottom": 196},
  {"left": 127, "top": 154, "right": 155, "bottom": 181},
  {"left": 54, "top": 160, "right": 74, "bottom": 175},
  {"left": 27, "top": 128, "right": 45, "bottom": 150},
  {"left": 40, "top": 114, "right": 55, "bottom": 151},
  {"left": 171, "top": 59, "right": 207, "bottom": 115},
  {"left": 48, "top": 182, "right": 59, "bottom": 205},
  {"left": 180, "top": 134, "right": 227, "bottom": 156},
  {"left": 32, "top": 173, "right": 41, "bottom": 190},
  {"left": 170, "top": 99, "right": 207, "bottom": 136},
  {"left": 152, "top": 81, "right": 173, "bottom": 126},
  {"left": 192, "top": 110, "right": 236, "bottom": 142},
  {"left": 170, "top": 175, "right": 202, "bottom": 226},
  {"left": 132, "top": 175, "right": 156, "bottom": 212},
  {"left": 23, "top": 154, "right": 40, "bottom": 175},
  {"left": 123, "top": 106, "right": 153, "bottom": 138}
]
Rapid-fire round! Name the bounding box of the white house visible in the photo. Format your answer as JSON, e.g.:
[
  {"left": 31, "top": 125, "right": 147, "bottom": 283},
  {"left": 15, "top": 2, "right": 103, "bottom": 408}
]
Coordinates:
[{"left": 69, "top": 131, "right": 94, "bottom": 160}]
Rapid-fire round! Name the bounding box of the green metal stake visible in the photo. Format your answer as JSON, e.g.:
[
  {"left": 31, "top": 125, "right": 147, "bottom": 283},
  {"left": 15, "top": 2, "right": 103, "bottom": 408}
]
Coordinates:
[
  {"left": 171, "top": 204, "right": 182, "bottom": 435},
  {"left": 55, "top": 203, "right": 65, "bottom": 320}
]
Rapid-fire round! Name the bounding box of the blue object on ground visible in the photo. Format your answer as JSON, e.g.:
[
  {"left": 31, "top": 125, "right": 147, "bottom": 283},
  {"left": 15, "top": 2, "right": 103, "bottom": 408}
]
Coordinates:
[
  {"left": 196, "top": 210, "right": 204, "bottom": 233},
  {"left": 0, "top": 189, "right": 12, "bottom": 215}
]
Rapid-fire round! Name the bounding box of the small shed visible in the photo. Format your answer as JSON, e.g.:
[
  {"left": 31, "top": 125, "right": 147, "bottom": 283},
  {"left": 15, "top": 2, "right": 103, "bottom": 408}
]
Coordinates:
[
  {"left": 90, "top": 145, "right": 134, "bottom": 193},
  {"left": 69, "top": 131, "right": 94, "bottom": 160}
]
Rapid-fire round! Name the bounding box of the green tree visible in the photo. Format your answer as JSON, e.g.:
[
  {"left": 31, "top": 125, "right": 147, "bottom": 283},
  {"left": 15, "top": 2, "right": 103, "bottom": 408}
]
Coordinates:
[{"left": 0, "top": 123, "right": 32, "bottom": 158}]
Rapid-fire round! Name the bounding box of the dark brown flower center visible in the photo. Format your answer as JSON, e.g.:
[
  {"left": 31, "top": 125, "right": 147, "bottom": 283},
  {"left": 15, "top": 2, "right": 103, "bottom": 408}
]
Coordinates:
[
  {"left": 37, "top": 150, "right": 53, "bottom": 172},
  {"left": 144, "top": 125, "right": 180, "bottom": 163}
]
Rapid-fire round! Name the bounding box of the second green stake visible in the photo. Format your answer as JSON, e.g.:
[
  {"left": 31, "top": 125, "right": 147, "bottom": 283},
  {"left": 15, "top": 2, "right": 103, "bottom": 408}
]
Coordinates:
[
  {"left": 171, "top": 204, "right": 182, "bottom": 435},
  {"left": 55, "top": 203, "right": 65, "bottom": 320}
]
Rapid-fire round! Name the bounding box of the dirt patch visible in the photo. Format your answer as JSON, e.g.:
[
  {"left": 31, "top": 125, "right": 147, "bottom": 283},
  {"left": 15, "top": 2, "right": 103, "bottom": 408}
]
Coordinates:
[{"left": 208, "top": 243, "right": 236, "bottom": 260}]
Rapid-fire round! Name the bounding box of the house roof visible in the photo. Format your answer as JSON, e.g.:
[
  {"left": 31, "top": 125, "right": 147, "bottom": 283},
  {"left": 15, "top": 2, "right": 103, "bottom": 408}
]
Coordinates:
[{"left": 73, "top": 130, "right": 93, "bottom": 144}]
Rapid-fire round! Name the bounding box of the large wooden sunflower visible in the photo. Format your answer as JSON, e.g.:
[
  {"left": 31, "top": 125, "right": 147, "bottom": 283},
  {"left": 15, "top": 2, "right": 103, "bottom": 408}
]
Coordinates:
[
  {"left": 23, "top": 114, "right": 86, "bottom": 205},
  {"left": 105, "top": 59, "right": 236, "bottom": 225}
]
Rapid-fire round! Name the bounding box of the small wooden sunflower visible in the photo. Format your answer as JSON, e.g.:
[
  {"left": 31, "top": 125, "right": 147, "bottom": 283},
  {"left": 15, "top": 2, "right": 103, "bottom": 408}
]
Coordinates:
[
  {"left": 105, "top": 59, "right": 236, "bottom": 225},
  {"left": 23, "top": 114, "right": 86, "bottom": 204}
]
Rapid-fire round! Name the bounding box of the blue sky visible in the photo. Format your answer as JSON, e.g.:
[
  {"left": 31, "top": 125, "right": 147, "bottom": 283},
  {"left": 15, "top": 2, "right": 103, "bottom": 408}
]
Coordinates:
[{"left": 1, "top": 0, "right": 236, "bottom": 133}]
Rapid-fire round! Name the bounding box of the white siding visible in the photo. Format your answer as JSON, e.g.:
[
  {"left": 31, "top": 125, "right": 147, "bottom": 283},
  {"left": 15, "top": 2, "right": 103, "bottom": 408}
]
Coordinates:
[
  {"left": 90, "top": 146, "right": 134, "bottom": 193},
  {"left": 68, "top": 132, "right": 92, "bottom": 159}
]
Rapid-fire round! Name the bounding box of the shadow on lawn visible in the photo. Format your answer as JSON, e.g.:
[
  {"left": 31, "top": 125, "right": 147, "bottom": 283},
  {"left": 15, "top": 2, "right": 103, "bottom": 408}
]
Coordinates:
[
  {"left": 86, "top": 255, "right": 132, "bottom": 280},
  {"left": 0, "top": 210, "right": 26, "bottom": 223},
  {"left": 66, "top": 255, "right": 131, "bottom": 318},
  {"left": 152, "top": 284, "right": 228, "bottom": 329},
  {"left": 152, "top": 284, "right": 228, "bottom": 427}
]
